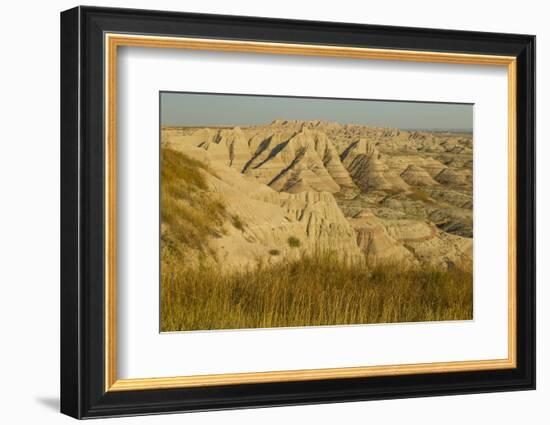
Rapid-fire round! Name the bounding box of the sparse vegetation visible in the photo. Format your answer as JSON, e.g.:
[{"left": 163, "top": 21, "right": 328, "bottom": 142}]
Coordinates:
[
  {"left": 408, "top": 188, "right": 435, "bottom": 204},
  {"left": 161, "top": 253, "right": 473, "bottom": 331},
  {"left": 268, "top": 249, "right": 281, "bottom": 256},
  {"left": 161, "top": 148, "right": 227, "bottom": 259},
  {"left": 287, "top": 236, "right": 301, "bottom": 248},
  {"left": 231, "top": 215, "right": 245, "bottom": 231}
]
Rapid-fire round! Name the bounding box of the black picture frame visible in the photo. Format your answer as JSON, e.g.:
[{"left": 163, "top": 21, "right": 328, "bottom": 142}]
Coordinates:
[{"left": 60, "top": 5, "right": 535, "bottom": 419}]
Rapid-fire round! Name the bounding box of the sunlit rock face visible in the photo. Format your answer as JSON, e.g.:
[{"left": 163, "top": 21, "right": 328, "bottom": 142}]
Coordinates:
[{"left": 162, "top": 120, "right": 473, "bottom": 269}]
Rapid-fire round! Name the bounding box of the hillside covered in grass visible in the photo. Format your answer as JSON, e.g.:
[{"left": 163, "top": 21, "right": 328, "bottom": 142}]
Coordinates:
[{"left": 161, "top": 148, "right": 228, "bottom": 264}]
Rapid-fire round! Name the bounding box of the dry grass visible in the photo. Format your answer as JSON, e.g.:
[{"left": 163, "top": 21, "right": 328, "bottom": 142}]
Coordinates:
[
  {"left": 161, "top": 253, "right": 472, "bottom": 332},
  {"left": 161, "top": 148, "right": 227, "bottom": 259},
  {"left": 408, "top": 188, "right": 436, "bottom": 204}
]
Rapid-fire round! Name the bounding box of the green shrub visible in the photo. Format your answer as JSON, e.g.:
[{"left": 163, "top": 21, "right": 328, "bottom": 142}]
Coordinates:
[
  {"left": 268, "top": 249, "right": 280, "bottom": 256},
  {"left": 287, "top": 236, "right": 301, "bottom": 248},
  {"left": 231, "top": 215, "right": 244, "bottom": 231}
]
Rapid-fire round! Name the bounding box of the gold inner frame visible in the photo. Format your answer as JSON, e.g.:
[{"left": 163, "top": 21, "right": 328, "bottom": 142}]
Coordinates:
[{"left": 104, "top": 33, "right": 518, "bottom": 392}]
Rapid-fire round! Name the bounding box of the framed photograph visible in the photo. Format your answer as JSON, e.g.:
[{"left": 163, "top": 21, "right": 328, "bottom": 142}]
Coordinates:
[{"left": 60, "top": 6, "right": 535, "bottom": 419}]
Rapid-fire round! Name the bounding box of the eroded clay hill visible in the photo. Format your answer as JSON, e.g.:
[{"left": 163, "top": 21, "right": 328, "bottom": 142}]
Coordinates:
[{"left": 162, "top": 120, "right": 473, "bottom": 269}]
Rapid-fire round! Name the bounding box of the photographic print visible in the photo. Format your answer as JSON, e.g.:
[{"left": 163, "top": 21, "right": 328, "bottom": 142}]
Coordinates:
[
  {"left": 160, "top": 92, "right": 474, "bottom": 332},
  {"left": 61, "top": 9, "right": 535, "bottom": 416}
]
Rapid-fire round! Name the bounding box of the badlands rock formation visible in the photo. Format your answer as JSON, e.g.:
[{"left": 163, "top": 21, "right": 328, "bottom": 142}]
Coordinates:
[{"left": 162, "top": 120, "right": 473, "bottom": 269}]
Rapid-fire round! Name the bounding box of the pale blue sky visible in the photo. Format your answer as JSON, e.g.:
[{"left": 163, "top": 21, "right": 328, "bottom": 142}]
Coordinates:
[{"left": 160, "top": 92, "right": 473, "bottom": 131}]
